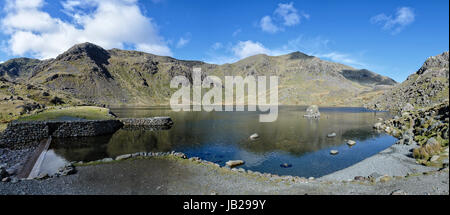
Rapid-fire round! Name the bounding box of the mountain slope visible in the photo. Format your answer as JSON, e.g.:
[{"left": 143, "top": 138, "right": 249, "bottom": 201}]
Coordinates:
[
  {"left": 0, "top": 58, "right": 41, "bottom": 81},
  {"left": 366, "top": 51, "right": 449, "bottom": 112},
  {"left": 1, "top": 42, "right": 396, "bottom": 107},
  {"left": 206, "top": 51, "right": 396, "bottom": 106}
]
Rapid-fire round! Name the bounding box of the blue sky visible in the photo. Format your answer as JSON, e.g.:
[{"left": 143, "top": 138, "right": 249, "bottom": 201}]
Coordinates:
[{"left": 0, "top": 0, "right": 448, "bottom": 82}]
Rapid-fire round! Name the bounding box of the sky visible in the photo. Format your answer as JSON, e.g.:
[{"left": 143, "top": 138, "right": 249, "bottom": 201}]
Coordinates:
[{"left": 0, "top": 0, "right": 448, "bottom": 82}]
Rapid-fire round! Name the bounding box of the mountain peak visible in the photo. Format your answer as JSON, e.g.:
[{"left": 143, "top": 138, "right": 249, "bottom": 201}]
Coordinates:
[
  {"left": 286, "top": 51, "right": 313, "bottom": 60},
  {"left": 56, "top": 42, "right": 110, "bottom": 63},
  {"left": 417, "top": 51, "right": 449, "bottom": 75}
]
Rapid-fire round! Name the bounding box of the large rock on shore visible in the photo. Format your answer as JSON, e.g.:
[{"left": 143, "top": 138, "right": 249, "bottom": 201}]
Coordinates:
[
  {"left": 402, "top": 103, "right": 414, "bottom": 112},
  {"left": 226, "top": 160, "right": 244, "bottom": 168},
  {"left": 304, "top": 105, "right": 320, "bottom": 118}
]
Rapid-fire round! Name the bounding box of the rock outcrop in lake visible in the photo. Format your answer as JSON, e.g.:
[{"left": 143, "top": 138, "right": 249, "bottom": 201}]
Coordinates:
[
  {"left": 304, "top": 105, "right": 320, "bottom": 118},
  {"left": 367, "top": 51, "right": 449, "bottom": 113}
]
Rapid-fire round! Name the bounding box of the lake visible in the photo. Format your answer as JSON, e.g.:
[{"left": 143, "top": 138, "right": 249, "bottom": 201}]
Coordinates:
[{"left": 39, "top": 106, "right": 397, "bottom": 178}]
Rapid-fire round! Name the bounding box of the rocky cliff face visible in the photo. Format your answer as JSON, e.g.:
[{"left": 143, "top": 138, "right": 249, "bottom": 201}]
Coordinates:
[
  {"left": 366, "top": 51, "right": 449, "bottom": 113},
  {"left": 1, "top": 42, "right": 397, "bottom": 108},
  {"left": 0, "top": 58, "right": 41, "bottom": 81}
]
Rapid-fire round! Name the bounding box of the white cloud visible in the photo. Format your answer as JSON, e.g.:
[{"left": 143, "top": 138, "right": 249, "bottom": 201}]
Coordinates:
[
  {"left": 274, "top": 2, "right": 300, "bottom": 26},
  {"left": 5, "top": 0, "right": 44, "bottom": 10},
  {"left": 211, "top": 42, "right": 223, "bottom": 50},
  {"left": 207, "top": 36, "right": 367, "bottom": 68},
  {"left": 316, "top": 52, "right": 363, "bottom": 67},
  {"left": 232, "top": 28, "right": 242, "bottom": 37},
  {"left": 260, "top": 2, "right": 308, "bottom": 33},
  {"left": 1, "top": 0, "right": 172, "bottom": 59},
  {"left": 232, "top": 40, "right": 270, "bottom": 59},
  {"left": 284, "top": 35, "right": 367, "bottom": 67},
  {"left": 282, "top": 35, "right": 330, "bottom": 54},
  {"left": 61, "top": 0, "right": 82, "bottom": 11},
  {"left": 176, "top": 37, "right": 190, "bottom": 48},
  {"left": 371, "top": 7, "right": 415, "bottom": 34},
  {"left": 204, "top": 40, "right": 271, "bottom": 64},
  {"left": 300, "top": 11, "right": 310, "bottom": 20},
  {"left": 176, "top": 32, "right": 191, "bottom": 48},
  {"left": 204, "top": 56, "right": 238, "bottom": 65},
  {"left": 260, "top": 16, "right": 279, "bottom": 33}
]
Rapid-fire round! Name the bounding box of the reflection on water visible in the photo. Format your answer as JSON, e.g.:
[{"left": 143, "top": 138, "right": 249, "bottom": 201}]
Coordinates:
[{"left": 41, "top": 106, "right": 397, "bottom": 177}]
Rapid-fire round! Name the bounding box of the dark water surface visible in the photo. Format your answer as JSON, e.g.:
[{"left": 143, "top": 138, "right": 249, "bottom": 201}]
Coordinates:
[{"left": 40, "top": 106, "right": 397, "bottom": 178}]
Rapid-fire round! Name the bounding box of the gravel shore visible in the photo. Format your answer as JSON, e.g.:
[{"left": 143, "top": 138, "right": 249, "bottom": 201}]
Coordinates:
[
  {"left": 1, "top": 154, "right": 448, "bottom": 195},
  {"left": 320, "top": 144, "right": 441, "bottom": 181}
]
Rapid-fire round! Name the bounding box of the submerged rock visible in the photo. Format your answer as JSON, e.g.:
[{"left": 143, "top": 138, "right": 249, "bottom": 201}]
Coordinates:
[
  {"left": 304, "top": 105, "right": 320, "bottom": 118},
  {"left": 280, "top": 163, "right": 292, "bottom": 168},
  {"left": 226, "top": 160, "right": 245, "bottom": 168}
]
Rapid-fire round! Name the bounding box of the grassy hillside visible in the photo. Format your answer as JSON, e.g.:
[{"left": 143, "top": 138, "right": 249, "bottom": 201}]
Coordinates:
[
  {"left": 0, "top": 77, "right": 81, "bottom": 125},
  {"left": 17, "top": 106, "right": 115, "bottom": 121},
  {"left": 0, "top": 42, "right": 397, "bottom": 111}
]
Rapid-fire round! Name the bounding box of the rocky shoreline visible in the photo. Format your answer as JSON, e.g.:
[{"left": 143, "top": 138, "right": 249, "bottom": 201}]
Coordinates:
[
  {"left": 374, "top": 100, "right": 449, "bottom": 168},
  {"left": 1, "top": 150, "right": 448, "bottom": 195}
]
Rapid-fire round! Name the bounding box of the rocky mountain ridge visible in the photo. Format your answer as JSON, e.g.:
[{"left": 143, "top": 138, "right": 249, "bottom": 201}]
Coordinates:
[
  {"left": 366, "top": 51, "right": 449, "bottom": 113},
  {"left": 1, "top": 42, "right": 397, "bottom": 110}
]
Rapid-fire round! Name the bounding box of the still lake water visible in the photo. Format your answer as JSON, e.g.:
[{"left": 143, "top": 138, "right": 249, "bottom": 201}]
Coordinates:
[{"left": 40, "top": 106, "right": 397, "bottom": 178}]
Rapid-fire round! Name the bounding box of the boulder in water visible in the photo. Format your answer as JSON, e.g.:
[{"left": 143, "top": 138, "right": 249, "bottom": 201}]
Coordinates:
[
  {"left": 327, "top": 132, "right": 336, "bottom": 138},
  {"left": 347, "top": 140, "right": 356, "bottom": 146},
  {"left": 249, "top": 133, "right": 259, "bottom": 140},
  {"left": 304, "top": 105, "right": 320, "bottom": 118}
]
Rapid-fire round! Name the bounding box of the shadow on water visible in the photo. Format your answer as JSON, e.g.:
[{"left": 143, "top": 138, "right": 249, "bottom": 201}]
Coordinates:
[{"left": 40, "top": 106, "right": 397, "bottom": 177}]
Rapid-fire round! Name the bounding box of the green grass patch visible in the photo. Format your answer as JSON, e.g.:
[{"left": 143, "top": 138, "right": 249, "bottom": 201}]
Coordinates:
[
  {"left": 17, "top": 106, "right": 115, "bottom": 121},
  {"left": 0, "top": 123, "right": 7, "bottom": 132}
]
